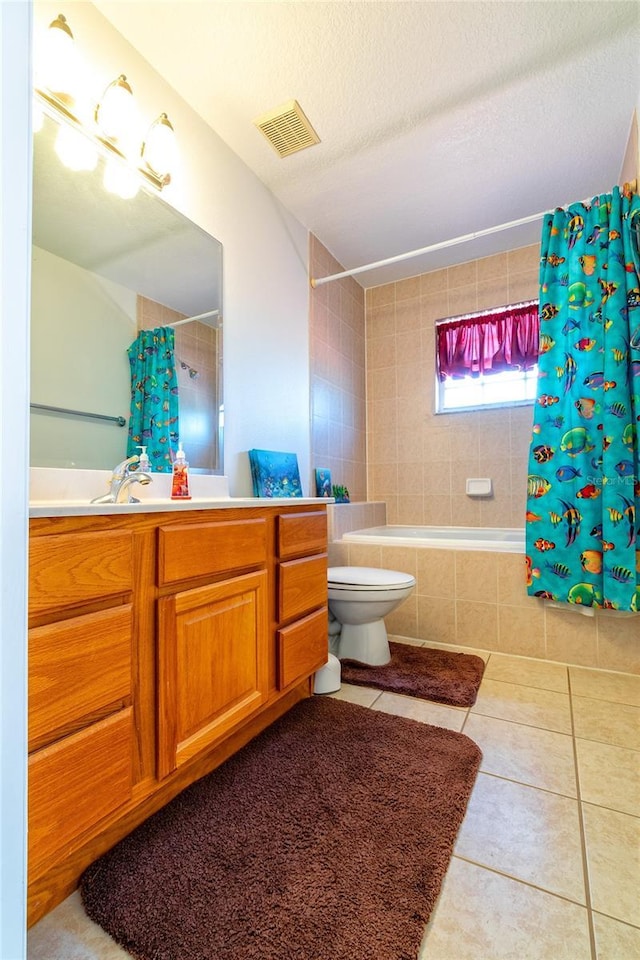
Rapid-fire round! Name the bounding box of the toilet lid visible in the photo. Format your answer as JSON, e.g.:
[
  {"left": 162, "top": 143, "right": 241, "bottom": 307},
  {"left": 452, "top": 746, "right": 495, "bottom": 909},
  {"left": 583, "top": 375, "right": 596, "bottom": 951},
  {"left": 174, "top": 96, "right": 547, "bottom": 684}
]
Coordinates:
[{"left": 328, "top": 566, "right": 416, "bottom": 588}]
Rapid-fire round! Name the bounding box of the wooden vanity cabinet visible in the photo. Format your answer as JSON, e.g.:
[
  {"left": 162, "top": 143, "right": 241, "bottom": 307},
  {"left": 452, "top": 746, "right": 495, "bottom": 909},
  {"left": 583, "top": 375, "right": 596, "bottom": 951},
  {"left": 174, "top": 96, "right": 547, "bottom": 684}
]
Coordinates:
[
  {"left": 276, "top": 511, "right": 329, "bottom": 689},
  {"left": 27, "top": 502, "right": 328, "bottom": 927},
  {"left": 28, "top": 531, "right": 135, "bottom": 883},
  {"left": 156, "top": 518, "right": 270, "bottom": 778}
]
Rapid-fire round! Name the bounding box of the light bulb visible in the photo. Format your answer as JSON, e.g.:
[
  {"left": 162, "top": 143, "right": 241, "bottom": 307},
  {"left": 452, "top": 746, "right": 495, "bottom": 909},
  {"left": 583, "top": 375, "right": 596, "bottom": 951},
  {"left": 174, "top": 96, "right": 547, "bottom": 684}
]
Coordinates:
[
  {"left": 142, "top": 113, "right": 177, "bottom": 181},
  {"left": 38, "top": 14, "right": 78, "bottom": 104},
  {"left": 103, "top": 158, "right": 139, "bottom": 200},
  {"left": 54, "top": 123, "right": 98, "bottom": 171},
  {"left": 96, "top": 75, "right": 138, "bottom": 150}
]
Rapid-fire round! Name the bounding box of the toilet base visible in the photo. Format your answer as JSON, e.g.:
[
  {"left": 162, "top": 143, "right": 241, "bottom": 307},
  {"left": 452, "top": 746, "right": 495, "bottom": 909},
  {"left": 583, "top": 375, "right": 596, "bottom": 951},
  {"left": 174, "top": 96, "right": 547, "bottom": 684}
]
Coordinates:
[
  {"left": 338, "top": 619, "right": 391, "bottom": 666},
  {"left": 313, "top": 654, "right": 342, "bottom": 694}
]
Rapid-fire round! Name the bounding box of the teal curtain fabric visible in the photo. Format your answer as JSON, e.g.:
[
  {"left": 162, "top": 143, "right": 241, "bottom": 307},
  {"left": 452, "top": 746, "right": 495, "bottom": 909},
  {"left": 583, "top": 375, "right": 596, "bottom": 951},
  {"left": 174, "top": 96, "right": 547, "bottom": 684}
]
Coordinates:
[
  {"left": 127, "top": 327, "right": 179, "bottom": 473},
  {"left": 525, "top": 187, "right": 640, "bottom": 612}
]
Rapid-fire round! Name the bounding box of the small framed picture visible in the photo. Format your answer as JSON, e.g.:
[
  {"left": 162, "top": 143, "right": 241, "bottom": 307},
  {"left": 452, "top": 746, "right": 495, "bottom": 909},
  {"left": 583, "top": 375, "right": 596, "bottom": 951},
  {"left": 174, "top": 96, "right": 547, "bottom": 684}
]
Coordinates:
[{"left": 315, "top": 468, "right": 332, "bottom": 498}]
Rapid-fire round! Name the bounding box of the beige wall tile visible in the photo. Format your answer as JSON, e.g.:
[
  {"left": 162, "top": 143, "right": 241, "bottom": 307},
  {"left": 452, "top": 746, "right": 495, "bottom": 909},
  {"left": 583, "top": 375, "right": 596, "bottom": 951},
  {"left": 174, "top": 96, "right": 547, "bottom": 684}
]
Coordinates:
[
  {"left": 417, "top": 595, "right": 456, "bottom": 645},
  {"left": 596, "top": 613, "right": 640, "bottom": 675},
  {"left": 498, "top": 604, "right": 547, "bottom": 658},
  {"left": 456, "top": 600, "right": 499, "bottom": 649},
  {"left": 416, "top": 548, "right": 456, "bottom": 599},
  {"left": 545, "top": 608, "right": 599, "bottom": 667},
  {"left": 456, "top": 551, "right": 498, "bottom": 602},
  {"left": 385, "top": 594, "right": 418, "bottom": 638}
]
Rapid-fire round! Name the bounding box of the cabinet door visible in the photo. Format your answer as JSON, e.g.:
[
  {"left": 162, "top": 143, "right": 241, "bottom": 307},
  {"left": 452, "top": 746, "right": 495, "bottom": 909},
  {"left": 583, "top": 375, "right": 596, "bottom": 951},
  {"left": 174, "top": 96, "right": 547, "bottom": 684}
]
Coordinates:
[{"left": 158, "top": 570, "right": 269, "bottom": 778}]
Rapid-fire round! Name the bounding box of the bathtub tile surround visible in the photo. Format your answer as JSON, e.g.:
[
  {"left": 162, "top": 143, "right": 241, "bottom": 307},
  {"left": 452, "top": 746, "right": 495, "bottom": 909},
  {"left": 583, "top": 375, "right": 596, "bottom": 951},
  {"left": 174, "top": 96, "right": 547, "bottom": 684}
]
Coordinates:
[
  {"left": 29, "top": 645, "right": 640, "bottom": 960},
  {"left": 365, "top": 244, "right": 539, "bottom": 528},
  {"left": 309, "top": 236, "right": 367, "bottom": 502},
  {"left": 334, "top": 536, "right": 640, "bottom": 674}
]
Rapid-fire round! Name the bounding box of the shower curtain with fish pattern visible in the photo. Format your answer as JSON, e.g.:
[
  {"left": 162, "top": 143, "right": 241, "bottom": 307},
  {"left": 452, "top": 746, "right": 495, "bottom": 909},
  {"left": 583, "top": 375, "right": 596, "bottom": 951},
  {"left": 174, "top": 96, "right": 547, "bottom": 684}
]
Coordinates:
[
  {"left": 525, "top": 186, "right": 640, "bottom": 612},
  {"left": 127, "top": 327, "right": 179, "bottom": 473}
]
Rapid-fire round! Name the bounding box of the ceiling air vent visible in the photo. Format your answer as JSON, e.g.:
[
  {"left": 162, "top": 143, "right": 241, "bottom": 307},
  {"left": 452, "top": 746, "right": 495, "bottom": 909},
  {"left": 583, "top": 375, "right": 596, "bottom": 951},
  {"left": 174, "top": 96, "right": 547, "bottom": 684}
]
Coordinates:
[{"left": 254, "top": 99, "right": 320, "bottom": 158}]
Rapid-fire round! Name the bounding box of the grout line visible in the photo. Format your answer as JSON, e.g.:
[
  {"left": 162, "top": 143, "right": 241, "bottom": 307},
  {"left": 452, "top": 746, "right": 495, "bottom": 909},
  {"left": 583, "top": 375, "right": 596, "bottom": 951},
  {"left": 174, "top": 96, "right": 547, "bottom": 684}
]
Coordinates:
[
  {"left": 474, "top": 768, "right": 578, "bottom": 802},
  {"left": 568, "top": 668, "right": 599, "bottom": 960},
  {"left": 451, "top": 854, "right": 589, "bottom": 909}
]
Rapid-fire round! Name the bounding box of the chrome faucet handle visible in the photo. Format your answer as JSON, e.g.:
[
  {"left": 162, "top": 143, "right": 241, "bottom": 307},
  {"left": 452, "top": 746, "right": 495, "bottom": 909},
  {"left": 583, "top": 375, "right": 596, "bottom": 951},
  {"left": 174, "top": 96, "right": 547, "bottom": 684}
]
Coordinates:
[{"left": 112, "top": 455, "right": 140, "bottom": 478}]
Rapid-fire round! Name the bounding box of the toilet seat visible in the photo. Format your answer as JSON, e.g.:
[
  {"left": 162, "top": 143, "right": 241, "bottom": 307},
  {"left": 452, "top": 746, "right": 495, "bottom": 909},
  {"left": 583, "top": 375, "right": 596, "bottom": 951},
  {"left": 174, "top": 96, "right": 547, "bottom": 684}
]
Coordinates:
[{"left": 327, "top": 566, "right": 416, "bottom": 592}]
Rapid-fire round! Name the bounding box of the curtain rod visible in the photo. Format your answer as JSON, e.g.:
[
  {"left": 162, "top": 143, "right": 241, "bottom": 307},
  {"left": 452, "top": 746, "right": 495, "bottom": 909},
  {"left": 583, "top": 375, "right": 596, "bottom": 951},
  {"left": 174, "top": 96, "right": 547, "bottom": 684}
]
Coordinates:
[
  {"left": 167, "top": 309, "right": 220, "bottom": 328},
  {"left": 310, "top": 179, "right": 638, "bottom": 288}
]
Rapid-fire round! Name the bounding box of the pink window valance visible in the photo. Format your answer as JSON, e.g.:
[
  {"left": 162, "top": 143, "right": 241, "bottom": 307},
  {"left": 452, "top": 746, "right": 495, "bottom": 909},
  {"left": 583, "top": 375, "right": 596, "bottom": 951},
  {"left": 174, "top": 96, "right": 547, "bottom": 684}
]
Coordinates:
[{"left": 437, "top": 300, "right": 539, "bottom": 380}]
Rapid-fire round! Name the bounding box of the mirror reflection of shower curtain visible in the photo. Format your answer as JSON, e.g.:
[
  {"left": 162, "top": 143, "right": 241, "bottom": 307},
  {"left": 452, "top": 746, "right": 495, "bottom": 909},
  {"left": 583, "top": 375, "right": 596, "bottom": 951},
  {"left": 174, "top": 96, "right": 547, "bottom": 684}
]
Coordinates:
[
  {"left": 127, "top": 326, "right": 179, "bottom": 473},
  {"left": 525, "top": 185, "right": 640, "bottom": 612}
]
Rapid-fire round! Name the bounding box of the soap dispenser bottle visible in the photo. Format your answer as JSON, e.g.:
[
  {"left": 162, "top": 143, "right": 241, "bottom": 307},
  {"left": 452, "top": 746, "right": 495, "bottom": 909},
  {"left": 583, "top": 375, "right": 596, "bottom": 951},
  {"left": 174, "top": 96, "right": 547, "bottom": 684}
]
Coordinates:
[
  {"left": 171, "top": 443, "right": 191, "bottom": 500},
  {"left": 137, "top": 445, "right": 150, "bottom": 473}
]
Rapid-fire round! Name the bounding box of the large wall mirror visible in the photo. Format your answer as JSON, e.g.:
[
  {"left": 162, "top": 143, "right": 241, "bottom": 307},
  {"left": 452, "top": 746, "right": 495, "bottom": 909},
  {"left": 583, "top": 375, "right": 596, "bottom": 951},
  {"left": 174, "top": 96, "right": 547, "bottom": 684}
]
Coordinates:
[{"left": 31, "top": 110, "right": 224, "bottom": 474}]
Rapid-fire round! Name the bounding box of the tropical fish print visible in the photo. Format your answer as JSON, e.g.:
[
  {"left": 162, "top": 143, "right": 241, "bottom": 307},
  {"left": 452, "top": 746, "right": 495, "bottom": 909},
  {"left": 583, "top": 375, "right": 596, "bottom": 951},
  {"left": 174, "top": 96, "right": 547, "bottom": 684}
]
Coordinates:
[
  {"left": 526, "top": 186, "right": 640, "bottom": 611},
  {"left": 533, "top": 444, "right": 555, "bottom": 463},
  {"left": 580, "top": 550, "right": 603, "bottom": 574},
  {"left": 576, "top": 484, "right": 601, "bottom": 500},
  {"left": 575, "top": 337, "right": 596, "bottom": 351},
  {"left": 555, "top": 465, "right": 581, "bottom": 482},
  {"left": 528, "top": 475, "right": 552, "bottom": 498},
  {"left": 560, "top": 427, "right": 594, "bottom": 457},
  {"left": 574, "top": 397, "right": 598, "bottom": 419},
  {"left": 127, "top": 327, "right": 179, "bottom": 473},
  {"left": 534, "top": 538, "right": 556, "bottom": 552}
]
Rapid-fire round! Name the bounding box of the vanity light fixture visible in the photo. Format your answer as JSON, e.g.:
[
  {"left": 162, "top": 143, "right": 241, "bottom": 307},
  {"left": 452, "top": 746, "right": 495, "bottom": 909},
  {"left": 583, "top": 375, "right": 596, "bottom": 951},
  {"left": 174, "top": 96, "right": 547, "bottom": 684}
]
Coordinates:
[
  {"left": 141, "top": 113, "right": 177, "bottom": 185},
  {"left": 95, "top": 75, "right": 137, "bottom": 148},
  {"left": 38, "top": 12, "right": 77, "bottom": 107},
  {"left": 34, "top": 12, "right": 177, "bottom": 192}
]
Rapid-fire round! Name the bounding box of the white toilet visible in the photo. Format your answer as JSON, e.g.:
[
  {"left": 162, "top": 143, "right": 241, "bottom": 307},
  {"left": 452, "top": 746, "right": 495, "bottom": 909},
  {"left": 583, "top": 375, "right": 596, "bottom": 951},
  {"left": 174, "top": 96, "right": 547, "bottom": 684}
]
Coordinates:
[{"left": 327, "top": 566, "right": 416, "bottom": 666}]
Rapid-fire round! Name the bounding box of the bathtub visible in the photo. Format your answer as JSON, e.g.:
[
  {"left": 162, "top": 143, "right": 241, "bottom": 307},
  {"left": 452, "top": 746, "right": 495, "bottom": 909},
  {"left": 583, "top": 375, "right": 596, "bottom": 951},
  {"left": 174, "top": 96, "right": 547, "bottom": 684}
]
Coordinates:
[{"left": 341, "top": 525, "right": 525, "bottom": 553}]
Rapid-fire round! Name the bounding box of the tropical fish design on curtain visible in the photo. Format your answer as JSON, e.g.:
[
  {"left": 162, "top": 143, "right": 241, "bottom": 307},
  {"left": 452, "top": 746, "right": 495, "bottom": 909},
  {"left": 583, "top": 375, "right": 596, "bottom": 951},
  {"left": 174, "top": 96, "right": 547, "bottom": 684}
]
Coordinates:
[
  {"left": 525, "top": 186, "right": 640, "bottom": 612},
  {"left": 127, "top": 327, "right": 179, "bottom": 472}
]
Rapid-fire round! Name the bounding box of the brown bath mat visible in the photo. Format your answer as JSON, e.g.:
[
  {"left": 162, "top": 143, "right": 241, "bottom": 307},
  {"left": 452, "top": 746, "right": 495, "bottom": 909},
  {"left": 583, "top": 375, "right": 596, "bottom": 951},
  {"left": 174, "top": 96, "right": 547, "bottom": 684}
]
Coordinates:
[
  {"left": 80, "top": 697, "right": 481, "bottom": 960},
  {"left": 340, "top": 641, "right": 485, "bottom": 707}
]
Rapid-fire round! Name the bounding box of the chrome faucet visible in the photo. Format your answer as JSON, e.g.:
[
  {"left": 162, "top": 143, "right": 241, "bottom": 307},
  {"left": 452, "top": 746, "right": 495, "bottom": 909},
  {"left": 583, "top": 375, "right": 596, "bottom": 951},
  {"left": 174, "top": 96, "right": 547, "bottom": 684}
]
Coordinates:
[{"left": 91, "top": 455, "right": 153, "bottom": 504}]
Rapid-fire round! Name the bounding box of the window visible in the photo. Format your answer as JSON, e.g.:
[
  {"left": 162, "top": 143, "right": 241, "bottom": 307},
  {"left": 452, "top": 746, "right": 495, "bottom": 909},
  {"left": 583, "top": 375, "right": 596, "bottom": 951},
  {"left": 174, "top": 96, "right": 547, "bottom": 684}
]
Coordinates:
[{"left": 435, "top": 299, "right": 539, "bottom": 413}]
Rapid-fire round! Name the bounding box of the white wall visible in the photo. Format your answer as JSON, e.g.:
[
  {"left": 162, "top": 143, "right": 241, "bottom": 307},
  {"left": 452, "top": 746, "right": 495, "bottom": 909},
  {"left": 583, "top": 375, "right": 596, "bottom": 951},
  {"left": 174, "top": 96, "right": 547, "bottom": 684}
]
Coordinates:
[
  {"left": 34, "top": 1, "right": 312, "bottom": 495},
  {"left": 0, "top": 2, "right": 30, "bottom": 956},
  {"left": 31, "top": 246, "right": 136, "bottom": 468}
]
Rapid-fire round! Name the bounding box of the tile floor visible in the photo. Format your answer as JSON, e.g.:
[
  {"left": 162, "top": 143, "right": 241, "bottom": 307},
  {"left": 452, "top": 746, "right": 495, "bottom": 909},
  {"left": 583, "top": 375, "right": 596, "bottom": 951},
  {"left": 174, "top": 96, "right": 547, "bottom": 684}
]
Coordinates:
[{"left": 28, "top": 641, "right": 640, "bottom": 960}]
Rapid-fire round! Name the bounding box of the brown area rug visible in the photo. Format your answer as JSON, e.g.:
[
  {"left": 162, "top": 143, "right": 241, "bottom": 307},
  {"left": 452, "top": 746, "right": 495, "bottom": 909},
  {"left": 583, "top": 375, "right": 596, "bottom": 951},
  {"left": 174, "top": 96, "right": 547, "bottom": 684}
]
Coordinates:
[
  {"left": 80, "top": 697, "right": 481, "bottom": 960},
  {"left": 340, "top": 642, "right": 485, "bottom": 707}
]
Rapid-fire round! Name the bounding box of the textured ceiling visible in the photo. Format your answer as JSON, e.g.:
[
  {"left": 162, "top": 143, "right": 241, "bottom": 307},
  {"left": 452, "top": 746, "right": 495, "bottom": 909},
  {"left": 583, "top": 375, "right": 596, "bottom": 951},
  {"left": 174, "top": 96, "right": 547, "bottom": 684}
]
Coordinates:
[{"left": 94, "top": 1, "right": 640, "bottom": 286}]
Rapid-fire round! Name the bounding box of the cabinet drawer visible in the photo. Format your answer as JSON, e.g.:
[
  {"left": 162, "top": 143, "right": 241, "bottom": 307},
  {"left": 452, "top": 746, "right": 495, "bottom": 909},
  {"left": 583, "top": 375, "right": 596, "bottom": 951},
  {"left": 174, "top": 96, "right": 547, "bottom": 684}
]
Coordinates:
[
  {"left": 28, "top": 708, "right": 133, "bottom": 880},
  {"left": 29, "top": 531, "right": 133, "bottom": 616},
  {"left": 158, "top": 519, "right": 267, "bottom": 586},
  {"left": 277, "top": 512, "right": 327, "bottom": 560},
  {"left": 277, "top": 607, "right": 328, "bottom": 689},
  {"left": 29, "top": 605, "right": 132, "bottom": 752},
  {"left": 278, "top": 554, "right": 327, "bottom": 623}
]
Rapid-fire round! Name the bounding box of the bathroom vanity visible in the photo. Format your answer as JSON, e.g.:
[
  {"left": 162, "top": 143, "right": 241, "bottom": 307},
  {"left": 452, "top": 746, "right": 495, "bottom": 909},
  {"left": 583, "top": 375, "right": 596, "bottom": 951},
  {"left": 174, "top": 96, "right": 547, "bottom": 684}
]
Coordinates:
[{"left": 27, "top": 499, "right": 328, "bottom": 925}]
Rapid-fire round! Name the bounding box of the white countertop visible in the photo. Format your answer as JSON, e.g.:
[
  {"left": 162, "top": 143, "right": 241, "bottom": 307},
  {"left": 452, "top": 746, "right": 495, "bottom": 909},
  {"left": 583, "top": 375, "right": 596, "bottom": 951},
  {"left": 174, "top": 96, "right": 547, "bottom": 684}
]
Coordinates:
[
  {"left": 29, "top": 496, "right": 332, "bottom": 518},
  {"left": 29, "top": 467, "right": 332, "bottom": 517}
]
